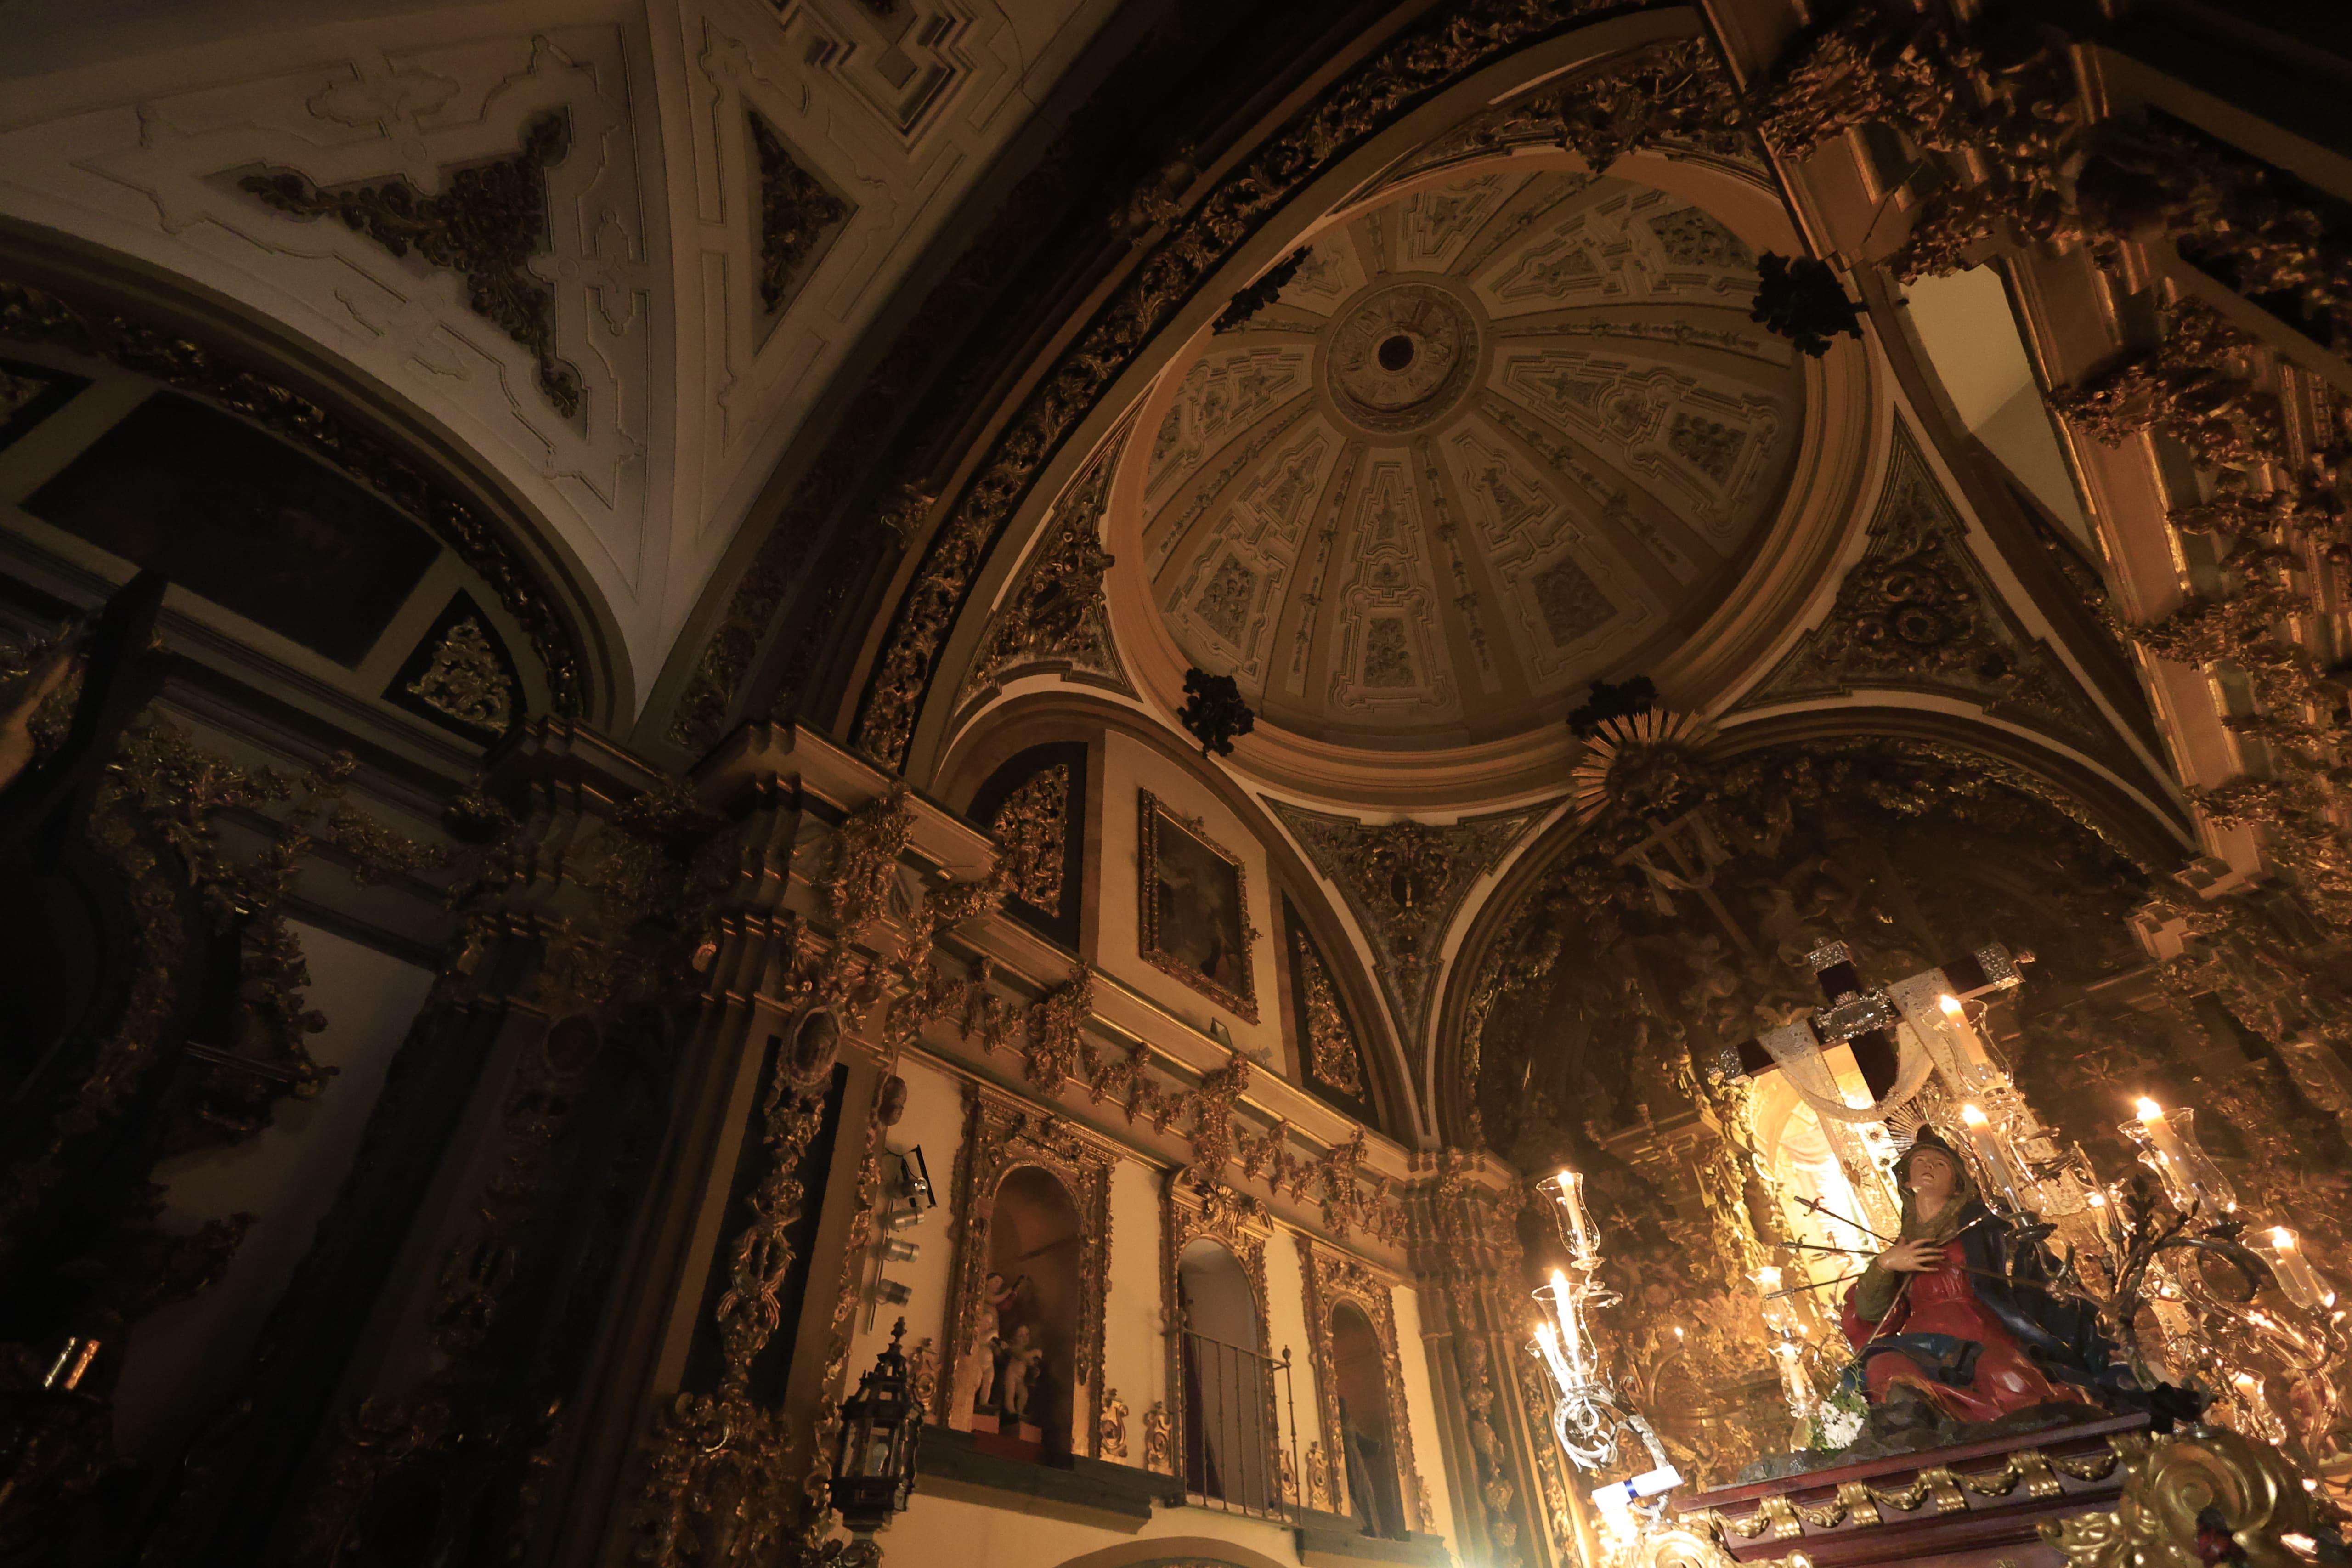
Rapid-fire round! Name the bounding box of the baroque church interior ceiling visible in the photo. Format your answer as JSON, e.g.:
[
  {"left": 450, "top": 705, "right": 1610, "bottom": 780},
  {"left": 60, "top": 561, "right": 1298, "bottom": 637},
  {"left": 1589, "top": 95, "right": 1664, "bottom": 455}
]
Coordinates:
[{"left": 1, "top": 0, "right": 2348, "bottom": 1565}]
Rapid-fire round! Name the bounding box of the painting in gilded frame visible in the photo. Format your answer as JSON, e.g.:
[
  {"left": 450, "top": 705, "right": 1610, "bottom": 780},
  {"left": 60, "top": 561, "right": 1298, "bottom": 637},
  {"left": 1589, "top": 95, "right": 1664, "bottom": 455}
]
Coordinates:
[{"left": 1137, "top": 789, "right": 1257, "bottom": 1021}]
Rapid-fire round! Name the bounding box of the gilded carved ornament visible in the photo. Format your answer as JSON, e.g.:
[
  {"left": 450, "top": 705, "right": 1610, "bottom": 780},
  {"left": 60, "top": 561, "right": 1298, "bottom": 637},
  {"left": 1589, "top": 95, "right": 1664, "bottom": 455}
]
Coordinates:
[
  {"left": 1269, "top": 798, "right": 1543, "bottom": 1049},
  {"left": 749, "top": 113, "right": 851, "bottom": 313},
  {"left": 404, "top": 618, "right": 516, "bottom": 735},
  {"left": 954, "top": 444, "right": 1130, "bottom": 710},
  {"left": 990, "top": 765, "right": 1069, "bottom": 913}
]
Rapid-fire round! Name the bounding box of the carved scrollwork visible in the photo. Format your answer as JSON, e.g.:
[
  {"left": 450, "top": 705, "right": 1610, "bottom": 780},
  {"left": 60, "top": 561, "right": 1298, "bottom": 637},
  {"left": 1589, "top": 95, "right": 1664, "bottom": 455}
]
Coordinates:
[
  {"left": 2039, "top": 1428, "right": 2315, "bottom": 1568},
  {"left": 749, "top": 112, "right": 851, "bottom": 313}
]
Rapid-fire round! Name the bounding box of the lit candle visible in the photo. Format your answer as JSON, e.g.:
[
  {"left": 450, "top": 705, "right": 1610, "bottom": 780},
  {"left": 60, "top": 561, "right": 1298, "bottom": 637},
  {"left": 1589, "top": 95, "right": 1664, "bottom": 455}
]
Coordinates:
[
  {"left": 2121, "top": 1098, "right": 2238, "bottom": 1214},
  {"left": 1756, "top": 1265, "right": 1796, "bottom": 1335},
  {"left": 2260, "top": 1227, "right": 2335, "bottom": 1311},
  {"left": 1546, "top": 1268, "right": 1592, "bottom": 1382},
  {"left": 1540, "top": 1169, "right": 1602, "bottom": 1268},
  {"left": 1959, "top": 1104, "right": 2034, "bottom": 1212}
]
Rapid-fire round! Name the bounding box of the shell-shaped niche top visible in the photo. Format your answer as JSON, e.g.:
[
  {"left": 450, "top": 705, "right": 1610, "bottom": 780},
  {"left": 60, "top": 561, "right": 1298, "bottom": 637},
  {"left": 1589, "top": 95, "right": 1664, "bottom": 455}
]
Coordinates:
[{"left": 1131, "top": 167, "right": 1804, "bottom": 752}]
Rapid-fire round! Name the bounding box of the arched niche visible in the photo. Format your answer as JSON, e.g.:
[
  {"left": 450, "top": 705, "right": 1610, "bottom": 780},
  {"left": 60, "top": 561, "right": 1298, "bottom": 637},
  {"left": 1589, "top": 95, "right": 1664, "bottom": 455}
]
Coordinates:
[
  {"left": 941, "top": 1086, "right": 1113, "bottom": 1458},
  {"left": 1161, "top": 1172, "right": 1283, "bottom": 1514},
  {"left": 1298, "top": 1238, "right": 1427, "bottom": 1537}
]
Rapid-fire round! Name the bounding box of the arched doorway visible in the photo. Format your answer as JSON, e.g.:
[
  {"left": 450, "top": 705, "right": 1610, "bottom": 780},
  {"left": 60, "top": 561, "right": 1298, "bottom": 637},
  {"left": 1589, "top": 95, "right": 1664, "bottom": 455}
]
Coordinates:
[
  {"left": 1329, "top": 1302, "right": 1404, "bottom": 1538},
  {"left": 982, "top": 1165, "right": 1086, "bottom": 1455},
  {"left": 1176, "top": 1239, "right": 1274, "bottom": 1511}
]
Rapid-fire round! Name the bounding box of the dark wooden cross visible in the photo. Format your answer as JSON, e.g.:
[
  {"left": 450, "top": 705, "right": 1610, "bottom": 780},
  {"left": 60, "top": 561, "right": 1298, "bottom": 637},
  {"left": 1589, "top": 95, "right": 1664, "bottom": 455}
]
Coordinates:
[{"left": 1719, "top": 938, "right": 2026, "bottom": 1101}]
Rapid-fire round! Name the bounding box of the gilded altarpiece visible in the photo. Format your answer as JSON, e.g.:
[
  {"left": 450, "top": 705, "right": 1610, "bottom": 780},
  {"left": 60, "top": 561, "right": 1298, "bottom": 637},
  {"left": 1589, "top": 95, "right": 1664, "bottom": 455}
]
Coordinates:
[
  {"left": 941, "top": 1085, "right": 1115, "bottom": 1455},
  {"left": 1296, "top": 1237, "right": 1428, "bottom": 1533}
]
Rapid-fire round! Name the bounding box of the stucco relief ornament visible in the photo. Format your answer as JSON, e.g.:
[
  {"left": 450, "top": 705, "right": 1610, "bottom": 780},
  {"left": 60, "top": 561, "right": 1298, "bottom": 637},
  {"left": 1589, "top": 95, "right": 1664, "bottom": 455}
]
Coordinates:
[{"left": 238, "top": 111, "right": 583, "bottom": 417}]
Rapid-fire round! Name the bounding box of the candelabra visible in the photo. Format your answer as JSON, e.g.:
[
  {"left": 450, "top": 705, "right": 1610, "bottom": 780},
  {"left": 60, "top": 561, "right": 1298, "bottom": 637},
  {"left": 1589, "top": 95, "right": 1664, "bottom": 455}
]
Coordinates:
[
  {"left": 1927, "top": 1054, "right": 2346, "bottom": 1469},
  {"left": 1529, "top": 1171, "right": 1683, "bottom": 1500}
]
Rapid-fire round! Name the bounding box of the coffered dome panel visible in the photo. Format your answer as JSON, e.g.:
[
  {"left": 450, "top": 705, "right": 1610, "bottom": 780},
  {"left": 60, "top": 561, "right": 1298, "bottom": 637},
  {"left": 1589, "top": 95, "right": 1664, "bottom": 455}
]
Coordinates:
[{"left": 1130, "top": 166, "right": 1804, "bottom": 751}]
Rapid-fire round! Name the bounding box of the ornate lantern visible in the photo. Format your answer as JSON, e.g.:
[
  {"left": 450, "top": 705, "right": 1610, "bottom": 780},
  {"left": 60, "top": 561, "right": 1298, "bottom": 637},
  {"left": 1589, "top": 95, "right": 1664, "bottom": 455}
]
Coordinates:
[{"left": 829, "top": 1319, "right": 920, "bottom": 1535}]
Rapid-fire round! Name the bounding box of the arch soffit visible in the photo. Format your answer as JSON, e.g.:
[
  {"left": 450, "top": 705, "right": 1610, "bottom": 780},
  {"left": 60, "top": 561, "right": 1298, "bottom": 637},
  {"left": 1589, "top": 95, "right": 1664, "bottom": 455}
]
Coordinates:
[
  {"left": 1424, "top": 702, "right": 2201, "bottom": 1148},
  {"left": 889, "top": 6, "right": 1878, "bottom": 796},
  {"left": 931, "top": 687, "right": 1419, "bottom": 1141},
  {"left": 0, "top": 220, "right": 632, "bottom": 726}
]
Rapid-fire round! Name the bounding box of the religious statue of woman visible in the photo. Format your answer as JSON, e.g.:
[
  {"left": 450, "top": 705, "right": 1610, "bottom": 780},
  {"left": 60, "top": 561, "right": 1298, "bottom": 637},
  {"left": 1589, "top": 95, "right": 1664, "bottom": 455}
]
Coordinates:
[{"left": 1840, "top": 1129, "right": 2137, "bottom": 1426}]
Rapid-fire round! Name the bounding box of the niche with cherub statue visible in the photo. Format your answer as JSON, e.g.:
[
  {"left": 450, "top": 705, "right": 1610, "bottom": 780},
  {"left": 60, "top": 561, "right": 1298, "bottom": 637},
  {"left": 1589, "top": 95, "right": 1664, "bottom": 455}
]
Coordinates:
[{"left": 942, "top": 1089, "right": 1114, "bottom": 1460}]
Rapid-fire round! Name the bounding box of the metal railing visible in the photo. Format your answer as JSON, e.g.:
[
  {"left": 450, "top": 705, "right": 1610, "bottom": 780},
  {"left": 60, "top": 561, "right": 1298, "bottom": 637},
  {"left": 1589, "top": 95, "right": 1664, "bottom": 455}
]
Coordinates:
[{"left": 1176, "top": 1330, "right": 1297, "bottom": 1520}]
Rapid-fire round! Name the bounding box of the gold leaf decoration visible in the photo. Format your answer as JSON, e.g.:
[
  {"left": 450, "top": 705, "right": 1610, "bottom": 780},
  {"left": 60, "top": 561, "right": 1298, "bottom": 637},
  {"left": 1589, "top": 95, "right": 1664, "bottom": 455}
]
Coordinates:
[
  {"left": 991, "top": 764, "right": 1068, "bottom": 911},
  {"left": 405, "top": 617, "right": 514, "bottom": 734}
]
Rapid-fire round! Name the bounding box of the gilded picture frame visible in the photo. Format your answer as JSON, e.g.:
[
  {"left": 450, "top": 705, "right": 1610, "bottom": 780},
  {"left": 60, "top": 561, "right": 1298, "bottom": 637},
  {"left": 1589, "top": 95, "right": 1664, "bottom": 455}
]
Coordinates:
[{"left": 1137, "top": 789, "right": 1259, "bottom": 1022}]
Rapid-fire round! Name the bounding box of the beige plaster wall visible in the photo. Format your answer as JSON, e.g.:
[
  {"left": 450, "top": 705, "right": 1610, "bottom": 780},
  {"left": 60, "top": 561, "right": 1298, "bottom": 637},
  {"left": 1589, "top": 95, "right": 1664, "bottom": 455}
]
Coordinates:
[{"left": 1391, "top": 1280, "right": 1459, "bottom": 1555}]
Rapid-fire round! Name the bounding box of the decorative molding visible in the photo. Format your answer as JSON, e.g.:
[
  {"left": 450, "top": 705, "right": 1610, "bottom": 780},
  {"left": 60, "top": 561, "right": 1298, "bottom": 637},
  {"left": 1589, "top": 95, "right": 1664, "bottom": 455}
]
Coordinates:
[
  {"left": 1291, "top": 926, "right": 1367, "bottom": 1098},
  {"left": 954, "top": 438, "right": 1131, "bottom": 711},
  {"left": 940, "top": 1085, "right": 1116, "bottom": 1457},
  {"left": 241, "top": 111, "right": 582, "bottom": 418},
  {"left": 841, "top": 1, "right": 1661, "bottom": 770},
  {"left": 403, "top": 617, "right": 517, "bottom": 734},
  {"left": 1267, "top": 799, "right": 1542, "bottom": 1047},
  {"left": 1159, "top": 1168, "right": 1279, "bottom": 1494},
  {"left": 0, "top": 278, "right": 587, "bottom": 714},
  {"left": 1296, "top": 1236, "right": 1427, "bottom": 1534},
  {"left": 1138, "top": 790, "right": 1261, "bottom": 1022},
  {"left": 749, "top": 111, "right": 852, "bottom": 313},
  {"left": 1732, "top": 425, "right": 2117, "bottom": 759},
  {"left": 990, "top": 765, "right": 1069, "bottom": 913}
]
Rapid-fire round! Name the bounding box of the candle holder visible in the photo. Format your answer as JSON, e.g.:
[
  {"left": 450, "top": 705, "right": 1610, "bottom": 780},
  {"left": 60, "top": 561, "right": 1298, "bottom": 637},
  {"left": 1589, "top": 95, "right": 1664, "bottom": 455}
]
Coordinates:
[
  {"left": 2119, "top": 1099, "right": 2238, "bottom": 1216},
  {"left": 1537, "top": 1167, "right": 1604, "bottom": 1271}
]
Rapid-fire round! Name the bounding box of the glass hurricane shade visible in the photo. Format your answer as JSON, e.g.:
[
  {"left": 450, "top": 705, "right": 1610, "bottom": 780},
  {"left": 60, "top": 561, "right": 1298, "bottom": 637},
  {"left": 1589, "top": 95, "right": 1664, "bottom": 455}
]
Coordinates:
[{"left": 830, "top": 1321, "right": 919, "bottom": 1532}]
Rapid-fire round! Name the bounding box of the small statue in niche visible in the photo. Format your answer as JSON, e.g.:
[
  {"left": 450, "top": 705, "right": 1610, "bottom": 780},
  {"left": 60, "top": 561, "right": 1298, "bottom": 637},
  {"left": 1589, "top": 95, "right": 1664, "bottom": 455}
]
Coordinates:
[
  {"left": 1099, "top": 1387, "right": 1129, "bottom": 1458},
  {"left": 950, "top": 1270, "right": 1021, "bottom": 1425},
  {"left": 995, "top": 1325, "right": 1044, "bottom": 1422},
  {"left": 1143, "top": 1401, "right": 1172, "bottom": 1474}
]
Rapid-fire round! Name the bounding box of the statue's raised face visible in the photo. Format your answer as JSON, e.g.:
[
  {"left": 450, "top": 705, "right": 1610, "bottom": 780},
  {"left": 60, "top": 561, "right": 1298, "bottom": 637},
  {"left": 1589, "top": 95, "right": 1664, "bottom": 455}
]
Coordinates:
[{"left": 1905, "top": 1148, "right": 1962, "bottom": 1210}]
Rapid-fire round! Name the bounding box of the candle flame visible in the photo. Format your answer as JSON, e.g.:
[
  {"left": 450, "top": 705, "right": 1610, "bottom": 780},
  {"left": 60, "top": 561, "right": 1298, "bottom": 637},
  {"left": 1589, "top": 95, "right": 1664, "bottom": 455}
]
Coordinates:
[
  {"left": 2135, "top": 1097, "right": 2163, "bottom": 1120},
  {"left": 1937, "top": 994, "right": 1964, "bottom": 1018},
  {"left": 2273, "top": 1227, "right": 2297, "bottom": 1251},
  {"left": 2086, "top": 1192, "right": 2106, "bottom": 1207},
  {"left": 1960, "top": 1103, "right": 1989, "bottom": 1126},
  {"left": 1757, "top": 1266, "right": 1782, "bottom": 1290}
]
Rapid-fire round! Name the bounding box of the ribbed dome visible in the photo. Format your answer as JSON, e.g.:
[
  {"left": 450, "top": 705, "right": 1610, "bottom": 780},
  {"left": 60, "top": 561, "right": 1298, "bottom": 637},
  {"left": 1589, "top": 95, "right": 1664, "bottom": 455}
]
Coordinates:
[{"left": 1133, "top": 168, "right": 1804, "bottom": 749}]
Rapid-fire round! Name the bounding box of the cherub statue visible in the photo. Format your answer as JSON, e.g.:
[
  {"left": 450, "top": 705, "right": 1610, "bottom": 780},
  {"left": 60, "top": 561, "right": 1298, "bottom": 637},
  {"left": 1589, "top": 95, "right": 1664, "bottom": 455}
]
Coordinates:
[
  {"left": 949, "top": 1271, "right": 1018, "bottom": 1425},
  {"left": 995, "top": 1325, "right": 1043, "bottom": 1421},
  {"left": 1098, "top": 1387, "right": 1129, "bottom": 1458}
]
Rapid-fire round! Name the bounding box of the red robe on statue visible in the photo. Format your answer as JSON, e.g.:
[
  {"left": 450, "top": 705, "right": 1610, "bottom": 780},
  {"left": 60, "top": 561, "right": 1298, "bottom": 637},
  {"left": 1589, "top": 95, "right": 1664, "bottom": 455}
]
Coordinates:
[{"left": 1839, "top": 1235, "right": 2089, "bottom": 1422}]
